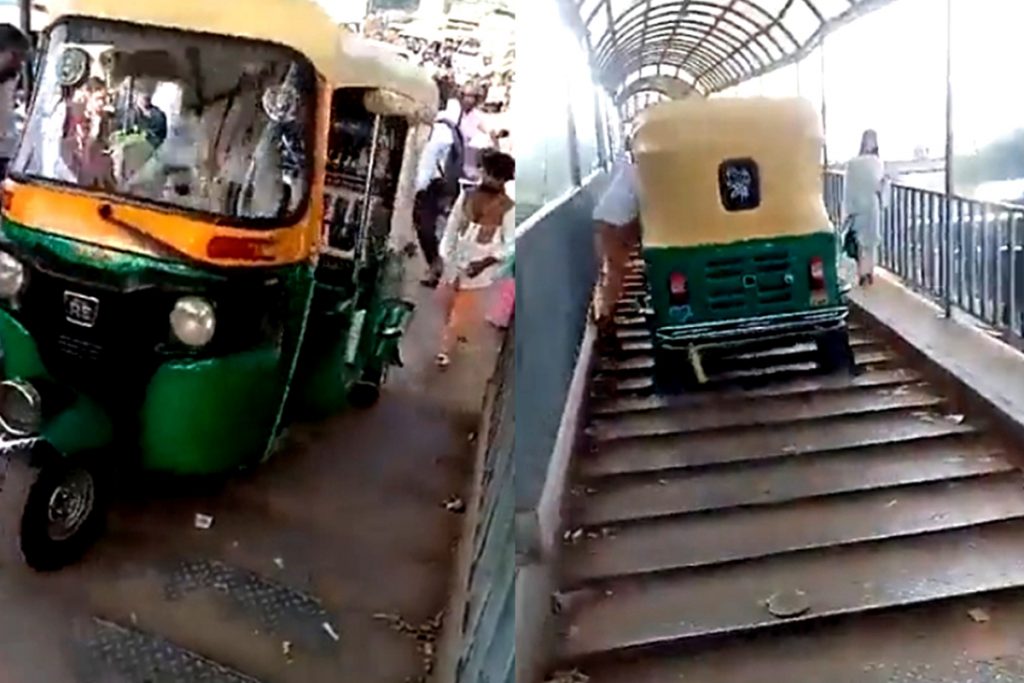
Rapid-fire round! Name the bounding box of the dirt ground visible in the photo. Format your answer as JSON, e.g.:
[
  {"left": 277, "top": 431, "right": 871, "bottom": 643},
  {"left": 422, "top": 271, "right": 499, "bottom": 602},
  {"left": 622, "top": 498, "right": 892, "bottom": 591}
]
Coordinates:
[{"left": 0, "top": 279, "right": 502, "bottom": 683}]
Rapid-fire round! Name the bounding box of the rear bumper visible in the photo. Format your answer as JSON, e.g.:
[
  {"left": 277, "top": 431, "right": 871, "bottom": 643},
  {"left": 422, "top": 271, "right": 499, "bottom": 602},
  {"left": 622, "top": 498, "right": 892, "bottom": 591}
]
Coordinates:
[{"left": 655, "top": 306, "right": 849, "bottom": 350}]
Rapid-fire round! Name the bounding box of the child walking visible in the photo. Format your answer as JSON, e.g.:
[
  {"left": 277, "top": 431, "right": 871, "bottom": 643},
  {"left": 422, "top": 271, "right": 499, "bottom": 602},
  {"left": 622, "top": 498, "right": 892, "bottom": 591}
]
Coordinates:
[{"left": 436, "top": 149, "right": 515, "bottom": 367}]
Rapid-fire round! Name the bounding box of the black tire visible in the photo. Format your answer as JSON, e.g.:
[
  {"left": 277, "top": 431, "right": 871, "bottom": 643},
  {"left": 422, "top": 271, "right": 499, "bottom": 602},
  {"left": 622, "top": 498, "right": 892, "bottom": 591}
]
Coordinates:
[
  {"left": 654, "top": 348, "right": 695, "bottom": 395},
  {"left": 19, "top": 459, "right": 105, "bottom": 571},
  {"left": 349, "top": 381, "right": 381, "bottom": 409},
  {"left": 349, "top": 364, "right": 386, "bottom": 409},
  {"left": 815, "top": 328, "right": 856, "bottom": 375}
]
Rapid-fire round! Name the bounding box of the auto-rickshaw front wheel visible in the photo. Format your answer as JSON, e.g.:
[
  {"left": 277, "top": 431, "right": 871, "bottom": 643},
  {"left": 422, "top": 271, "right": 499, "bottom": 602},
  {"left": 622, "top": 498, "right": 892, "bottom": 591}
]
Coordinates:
[{"left": 0, "top": 453, "right": 105, "bottom": 571}]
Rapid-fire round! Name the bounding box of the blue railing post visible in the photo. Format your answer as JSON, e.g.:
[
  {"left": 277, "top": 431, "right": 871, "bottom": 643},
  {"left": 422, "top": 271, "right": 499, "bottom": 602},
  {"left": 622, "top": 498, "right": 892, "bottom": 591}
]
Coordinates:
[
  {"left": 824, "top": 169, "right": 1024, "bottom": 346},
  {"left": 942, "top": 0, "right": 954, "bottom": 318}
]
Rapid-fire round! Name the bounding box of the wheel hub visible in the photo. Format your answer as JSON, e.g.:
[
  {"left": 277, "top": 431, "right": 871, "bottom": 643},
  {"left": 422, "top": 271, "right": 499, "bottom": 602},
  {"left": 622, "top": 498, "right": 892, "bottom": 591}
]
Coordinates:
[{"left": 47, "top": 469, "right": 95, "bottom": 542}]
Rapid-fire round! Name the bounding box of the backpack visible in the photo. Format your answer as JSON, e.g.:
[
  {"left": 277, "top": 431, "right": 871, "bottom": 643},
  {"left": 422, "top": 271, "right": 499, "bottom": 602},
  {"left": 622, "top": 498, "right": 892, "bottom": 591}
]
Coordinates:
[{"left": 435, "top": 118, "right": 465, "bottom": 199}]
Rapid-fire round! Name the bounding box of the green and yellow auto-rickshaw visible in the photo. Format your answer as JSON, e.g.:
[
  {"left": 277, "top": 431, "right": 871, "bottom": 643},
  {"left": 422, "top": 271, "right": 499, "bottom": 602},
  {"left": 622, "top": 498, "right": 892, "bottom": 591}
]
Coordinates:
[
  {"left": 0, "top": 0, "right": 437, "bottom": 569},
  {"left": 633, "top": 97, "right": 854, "bottom": 391}
]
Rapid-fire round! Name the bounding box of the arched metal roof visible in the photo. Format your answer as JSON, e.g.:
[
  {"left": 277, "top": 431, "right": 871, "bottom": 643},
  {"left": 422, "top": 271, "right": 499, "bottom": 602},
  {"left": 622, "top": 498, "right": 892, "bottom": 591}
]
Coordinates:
[
  {"left": 621, "top": 88, "right": 670, "bottom": 120},
  {"left": 616, "top": 73, "right": 696, "bottom": 104},
  {"left": 569, "top": 0, "right": 895, "bottom": 95}
]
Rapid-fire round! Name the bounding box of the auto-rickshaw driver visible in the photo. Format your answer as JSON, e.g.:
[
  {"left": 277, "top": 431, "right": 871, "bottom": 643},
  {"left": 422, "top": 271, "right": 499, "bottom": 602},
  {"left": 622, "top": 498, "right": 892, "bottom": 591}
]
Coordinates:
[{"left": 121, "top": 62, "right": 308, "bottom": 218}]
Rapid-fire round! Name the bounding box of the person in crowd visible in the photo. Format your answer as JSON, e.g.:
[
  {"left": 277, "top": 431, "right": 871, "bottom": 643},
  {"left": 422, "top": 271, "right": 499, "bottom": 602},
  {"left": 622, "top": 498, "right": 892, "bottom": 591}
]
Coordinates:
[
  {"left": 843, "top": 129, "right": 889, "bottom": 286},
  {"left": 457, "top": 83, "right": 495, "bottom": 183},
  {"left": 0, "top": 24, "right": 28, "bottom": 178},
  {"left": 592, "top": 136, "right": 641, "bottom": 353},
  {"left": 128, "top": 79, "right": 167, "bottom": 150},
  {"left": 414, "top": 98, "right": 465, "bottom": 288},
  {"left": 435, "top": 73, "right": 456, "bottom": 109},
  {"left": 435, "top": 149, "right": 515, "bottom": 368},
  {"left": 62, "top": 77, "right": 117, "bottom": 189}
]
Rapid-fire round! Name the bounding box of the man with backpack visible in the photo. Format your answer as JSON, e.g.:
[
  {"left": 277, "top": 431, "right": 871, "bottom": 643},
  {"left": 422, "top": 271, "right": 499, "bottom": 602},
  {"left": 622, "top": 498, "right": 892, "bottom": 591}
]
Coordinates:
[{"left": 413, "top": 97, "right": 466, "bottom": 288}]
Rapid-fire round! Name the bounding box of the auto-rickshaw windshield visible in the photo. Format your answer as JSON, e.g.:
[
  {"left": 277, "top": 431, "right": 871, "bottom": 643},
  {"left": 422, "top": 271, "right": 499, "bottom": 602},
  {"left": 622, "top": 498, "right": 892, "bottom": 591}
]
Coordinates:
[{"left": 11, "top": 18, "right": 317, "bottom": 226}]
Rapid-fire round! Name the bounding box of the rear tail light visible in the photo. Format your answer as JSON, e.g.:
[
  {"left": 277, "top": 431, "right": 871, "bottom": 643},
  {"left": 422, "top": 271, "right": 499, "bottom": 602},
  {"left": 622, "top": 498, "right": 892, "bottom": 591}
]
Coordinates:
[
  {"left": 668, "top": 272, "right": 689, "bottom": 304},
  {"left": 809, "top": 257, "right": 826, "bottom": 291}
]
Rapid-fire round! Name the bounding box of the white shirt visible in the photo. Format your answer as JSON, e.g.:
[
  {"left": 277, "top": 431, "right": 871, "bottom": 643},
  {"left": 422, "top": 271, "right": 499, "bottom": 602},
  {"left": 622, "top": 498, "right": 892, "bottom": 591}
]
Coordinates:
[
  {"left": 593, "top": 160, "right": 640, "bottom": 227},
  {"left": 459, "top": 107, "right": 486, "bottom": 144},
  {"left": 414, "top": 99, "right": 461, "bottom": 192},
  {"left": 460, "top": 107, "right": 490, "bottom": 179},
  {"left": 439, "top": 189, "right": 514, "bottom": 290},
  {"left": 414, "top": 121, "right": 454, "bottom": 192},
  {"left": 844, "top": 154, "right": 886, "bottom": 215}
]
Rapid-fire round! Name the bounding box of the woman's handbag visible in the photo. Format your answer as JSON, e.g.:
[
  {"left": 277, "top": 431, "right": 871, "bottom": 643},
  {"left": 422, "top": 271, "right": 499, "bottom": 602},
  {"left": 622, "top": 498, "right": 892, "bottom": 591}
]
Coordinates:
[
  {"left": 487, "top": 277, "right": 515, "bottom": 329},
  {"left": 841, "top": 216, "right": 860, "bottom": 261},
  {"left": 486, "top": 252, "right": 514, "bottom": 329}
]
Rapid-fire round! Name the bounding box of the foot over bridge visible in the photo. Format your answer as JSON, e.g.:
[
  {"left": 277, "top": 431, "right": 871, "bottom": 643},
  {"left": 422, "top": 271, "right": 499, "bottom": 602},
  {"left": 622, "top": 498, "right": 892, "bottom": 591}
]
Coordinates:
[{"left": 516, "top": 171, "right": 1024, "bottom": 683}]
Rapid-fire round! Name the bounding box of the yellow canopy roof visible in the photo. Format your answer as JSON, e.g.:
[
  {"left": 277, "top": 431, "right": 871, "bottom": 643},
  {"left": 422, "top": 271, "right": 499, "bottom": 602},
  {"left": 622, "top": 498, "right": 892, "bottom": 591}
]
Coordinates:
[
  {"left": 339, "top": 36, "right": 438, "bottom": 116},
  {"left": 635, "top": 97, "right": 824, "bottom": 142},
  {"left": 634, "top": 97, "right": 831, "bottom": 248}
]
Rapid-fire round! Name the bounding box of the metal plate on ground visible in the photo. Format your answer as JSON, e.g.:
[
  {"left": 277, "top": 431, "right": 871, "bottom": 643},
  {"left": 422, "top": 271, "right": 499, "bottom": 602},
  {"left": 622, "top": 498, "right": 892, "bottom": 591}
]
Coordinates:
[
  {"left": 163, "top": 560, "right": 339, "bottom": 654},
  {"left": 73, "top": 618, "right": 263, "bottom": 683}
]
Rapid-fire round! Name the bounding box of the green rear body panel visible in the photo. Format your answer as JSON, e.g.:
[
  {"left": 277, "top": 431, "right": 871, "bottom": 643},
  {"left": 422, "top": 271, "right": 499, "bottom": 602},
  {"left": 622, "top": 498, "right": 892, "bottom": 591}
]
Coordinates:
[{"left": 643, "top": 233, "right": 842, "bottom": 330}]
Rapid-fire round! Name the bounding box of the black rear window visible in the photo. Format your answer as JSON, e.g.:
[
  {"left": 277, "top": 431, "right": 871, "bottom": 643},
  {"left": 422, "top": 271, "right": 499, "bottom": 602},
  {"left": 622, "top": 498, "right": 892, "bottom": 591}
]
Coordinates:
[{"left": 718, "top": 158, "right": 761, "bottom": 212}]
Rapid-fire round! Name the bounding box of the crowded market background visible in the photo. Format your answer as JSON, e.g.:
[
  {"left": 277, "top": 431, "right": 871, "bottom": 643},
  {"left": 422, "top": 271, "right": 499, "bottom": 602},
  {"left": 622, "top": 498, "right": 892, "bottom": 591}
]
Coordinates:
[
  {"left": 357, "top": 0, "right": 514, "bottom": 157},
  {"left": 0, "top": 0, "right": 515, "bottom": 155}
]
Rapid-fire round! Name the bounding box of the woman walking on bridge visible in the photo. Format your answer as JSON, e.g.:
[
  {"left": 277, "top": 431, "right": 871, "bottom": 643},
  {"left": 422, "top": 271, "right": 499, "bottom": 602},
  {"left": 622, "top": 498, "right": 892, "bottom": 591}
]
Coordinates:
[
  {"left": 435, "top": 149, "right": 516, "bottom": 368},
  {"left": 844, "top": 129, "right": 890, "bottom": 286}
]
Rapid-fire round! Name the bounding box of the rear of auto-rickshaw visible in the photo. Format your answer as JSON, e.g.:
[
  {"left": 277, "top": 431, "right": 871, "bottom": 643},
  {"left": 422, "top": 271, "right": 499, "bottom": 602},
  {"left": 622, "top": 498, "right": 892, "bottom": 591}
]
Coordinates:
[
  {"left": 633, "top": 97, "right": 854, "bottom": 391},
  {"left": 0, "top": 0, "right": 436, "bottom": 569}
]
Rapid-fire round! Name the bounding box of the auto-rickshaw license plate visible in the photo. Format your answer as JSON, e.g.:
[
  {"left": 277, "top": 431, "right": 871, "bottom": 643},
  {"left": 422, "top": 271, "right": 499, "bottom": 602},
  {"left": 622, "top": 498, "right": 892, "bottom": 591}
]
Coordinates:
[{"left": 64, "top": 292, "right": 99, "bottom": 328}]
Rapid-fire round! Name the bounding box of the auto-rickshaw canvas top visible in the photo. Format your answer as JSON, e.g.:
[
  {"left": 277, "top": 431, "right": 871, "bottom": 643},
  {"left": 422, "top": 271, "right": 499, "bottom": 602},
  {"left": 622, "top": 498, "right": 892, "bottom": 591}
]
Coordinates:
[
  {"left": 46, "top": 0, "right": 437, "bottom": 116},
  {"left": 341, "top": 37, "right": 438, "bottom": 121},
  {"left": 633, "top": 97, "right": 832, "bottom": 249},
  {"left": 47, "top": 0, "right": 344, "bottom": 77}
]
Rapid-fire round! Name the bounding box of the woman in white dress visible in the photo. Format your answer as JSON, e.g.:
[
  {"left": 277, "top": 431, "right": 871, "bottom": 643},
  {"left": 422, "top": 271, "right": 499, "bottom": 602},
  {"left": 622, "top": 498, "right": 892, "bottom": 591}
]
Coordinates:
[
  {"left": 435, "top": 149, "right": 515, "bottom": 368},
  {"left": 843, "top": 129, "right": 889, "bottom": 286}
]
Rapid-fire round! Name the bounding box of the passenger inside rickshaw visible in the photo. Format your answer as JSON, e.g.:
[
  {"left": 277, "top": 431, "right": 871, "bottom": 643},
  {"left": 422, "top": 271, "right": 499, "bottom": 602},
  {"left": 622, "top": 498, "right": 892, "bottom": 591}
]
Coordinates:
[{"left": 16, "top": 19, "right": 314, "bottom": 222}]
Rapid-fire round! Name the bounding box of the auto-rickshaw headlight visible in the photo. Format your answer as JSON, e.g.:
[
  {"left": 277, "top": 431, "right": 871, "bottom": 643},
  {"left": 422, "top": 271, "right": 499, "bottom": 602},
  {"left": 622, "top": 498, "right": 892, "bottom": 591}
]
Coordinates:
[
  {"left": 0, "top": 251, "right": 25, "bottom": 298},
  {"left": 170, "top": 297, "right": 216, "bottom": 348},
  {"left": 0, "top": 379, "right": 41, "bottom": 436}
]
